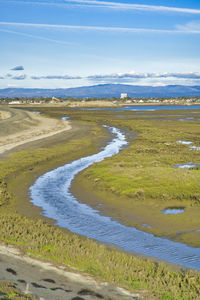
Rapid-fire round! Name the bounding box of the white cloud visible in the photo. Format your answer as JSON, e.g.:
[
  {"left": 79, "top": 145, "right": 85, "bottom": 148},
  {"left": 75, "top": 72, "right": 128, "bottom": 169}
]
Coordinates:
[
  {"left": 66, "top": 0, "right": 200, "bottom": 14},
  {"left": 1, "top": 21, "right": 200, "bottom": 34},
  {"left": 4, "top": 0, "right": 200, "bottom": 15},
  {"left": 11, "top": 65, "right": 24, "bottom": 71},
  {"left": 88, "top": 71, "right": 200, "bottom": 80},
  {"left": 12, "top": 74, "right": 26, "bottom": 80},
  {"left": 7, "top": 84, "right": 19, "bottom": 87},
  {"left": 88, "top": 71, "right": 148, "bottom": 79},
  {"left": 2, "top": 71, "right": 200, "bottom": 87},
  {"left": 31, "top": 75, "right": 82, "bottom": 79},
  {"left": 176, "top": 21, "right": 200, "bottom": 32},
  {"left": 6, "top": 73, "right": 13, "bottom": 77},
  {"left": 4, "top": 71, "right": 200, "bottom": 81}
]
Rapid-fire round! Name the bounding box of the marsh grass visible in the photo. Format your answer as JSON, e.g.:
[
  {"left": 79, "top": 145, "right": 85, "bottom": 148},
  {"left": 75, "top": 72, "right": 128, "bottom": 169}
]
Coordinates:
[
  {"left": 73, "top": 111, "right": 200, "bottom": 246},
  {"left": 0, "top": 212, "right": 200, "bottom": 299},
  {"left": 0, "top": 108, "right": 200, "bottom": 299},
  {"left": 0, "top": 281, "right": 35, "bottom": 299}
]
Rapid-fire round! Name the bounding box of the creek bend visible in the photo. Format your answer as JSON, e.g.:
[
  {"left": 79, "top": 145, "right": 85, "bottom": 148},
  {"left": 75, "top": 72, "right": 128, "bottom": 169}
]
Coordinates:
[{"left": 30, "top": 126, "right": 200, "bottom": 271}]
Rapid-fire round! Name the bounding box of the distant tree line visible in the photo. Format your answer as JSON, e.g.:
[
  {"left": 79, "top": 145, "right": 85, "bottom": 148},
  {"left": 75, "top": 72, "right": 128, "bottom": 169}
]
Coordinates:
[{"left": 0, "top": 96, "right": 200, "bottom": 104}]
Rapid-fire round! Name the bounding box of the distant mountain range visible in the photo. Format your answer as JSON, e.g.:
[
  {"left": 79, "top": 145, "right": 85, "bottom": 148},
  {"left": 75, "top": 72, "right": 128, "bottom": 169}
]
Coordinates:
[{"left": 0, "top": 84, "right": 200, "bottom": 98}]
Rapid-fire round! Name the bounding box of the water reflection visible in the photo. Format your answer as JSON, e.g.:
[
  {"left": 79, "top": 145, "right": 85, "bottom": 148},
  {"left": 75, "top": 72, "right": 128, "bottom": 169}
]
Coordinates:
[{"left": 162, "top": 207, "right": 185, "bottom": 215}]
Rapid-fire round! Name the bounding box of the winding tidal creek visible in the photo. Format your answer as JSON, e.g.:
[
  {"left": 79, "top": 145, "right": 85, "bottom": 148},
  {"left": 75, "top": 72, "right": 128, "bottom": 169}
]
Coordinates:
[{"left": 30, "top": 126, "right": 200, "bottom": 271}]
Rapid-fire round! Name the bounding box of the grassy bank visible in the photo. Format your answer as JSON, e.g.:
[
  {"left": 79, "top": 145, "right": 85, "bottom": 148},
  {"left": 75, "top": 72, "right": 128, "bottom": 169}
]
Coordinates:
[
  {"left": 0, "top": 107, "right": 200, "bottom": 299},
  {"left": 72, "top": 109, "right": 200, "bottom": 247}
]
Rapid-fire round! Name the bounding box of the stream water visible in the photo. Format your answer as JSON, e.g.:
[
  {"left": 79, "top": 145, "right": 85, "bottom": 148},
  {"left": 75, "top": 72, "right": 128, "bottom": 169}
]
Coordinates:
[{"left": 30, "top": 126, "right": 200, "bottom": 271}]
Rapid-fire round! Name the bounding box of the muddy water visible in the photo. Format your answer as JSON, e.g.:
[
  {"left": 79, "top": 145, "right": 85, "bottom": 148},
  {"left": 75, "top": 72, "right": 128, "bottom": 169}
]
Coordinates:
[{"left": 30, "top": 126, "right": 200, "bottom": 271}]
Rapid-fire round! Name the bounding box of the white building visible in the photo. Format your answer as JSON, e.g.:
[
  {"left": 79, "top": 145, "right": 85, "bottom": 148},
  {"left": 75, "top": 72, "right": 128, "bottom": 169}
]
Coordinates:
[
  {"left": 52, "top": 96, "right": 60, "bottom": 103},
  {"left": 120, "top": 93, "right": 127, "bottom": 99},
  {"left": 9, "top": 101, "right": 20, "bottom": 104}
]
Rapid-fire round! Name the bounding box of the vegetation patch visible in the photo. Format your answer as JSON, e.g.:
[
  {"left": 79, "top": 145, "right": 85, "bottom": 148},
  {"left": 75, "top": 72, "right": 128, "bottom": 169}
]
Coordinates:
[
  {"left": 0, "top": 281, "right": 35, "bottom": 299},
  {"left": 0, "top": 107, "right": 200, "bottom": 299}
]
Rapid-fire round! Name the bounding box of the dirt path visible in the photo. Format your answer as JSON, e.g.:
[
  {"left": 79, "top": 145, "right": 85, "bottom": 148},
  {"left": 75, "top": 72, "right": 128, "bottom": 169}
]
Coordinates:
[{"left": 0, "top": 244, "right": 142, "bottom": 300}]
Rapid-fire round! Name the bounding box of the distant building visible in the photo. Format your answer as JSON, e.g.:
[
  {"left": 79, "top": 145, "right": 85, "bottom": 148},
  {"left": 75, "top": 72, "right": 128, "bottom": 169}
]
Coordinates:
[{"left": 120, "top": 93, "right": 127, "bottom": 99}]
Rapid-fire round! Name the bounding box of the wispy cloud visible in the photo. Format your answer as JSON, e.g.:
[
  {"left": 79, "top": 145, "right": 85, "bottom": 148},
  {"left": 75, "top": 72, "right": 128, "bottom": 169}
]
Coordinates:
[
  {"left": 0, "top": 28, "right": 78, "bottom": 46},
  {"left": 87, "top": 71, "right": 200, "bottom": 86},
  {"left": 31, "top": 75, "right": 81, "bottom": 79},
  {"left": 11, "top": 65, "right": 24, "bottom": 71},
  {"left": 3, "top": 0, "right": 71, "bottom": 8},
  {"left": 1, "top": 21, "right": 200, "bottom": 34},
  {"left": 89, "top": 71, "right": 200, "bottom": 80},
  {"left": 7, "top": 71, "right": 200, "bottom": 80},
  {"left": 66, "top": 0, "right": 200, "bottom": 15},
  {"left": 2, "top": 71, "right": 200, "bottom": 87},
  {"left": 7, "top": 84, "right": 19, "bottom": 87},
  {"left": 4, "top": 0, "right": 200, "bottom": 15},
  {"left": 88, "top": 71, "right": 148, "bottom": 79},
  {"left": 2, "top": 71, "right": 200, "bottom": 83},
  {"left": 159, "top": 72, "right": 200, "bottom": 79},
  {"left": 176, "top": 21, "right": 200, "bottom": 32},
  {"left": 12, "top": 74, "right": 26, "bottom": 80}
]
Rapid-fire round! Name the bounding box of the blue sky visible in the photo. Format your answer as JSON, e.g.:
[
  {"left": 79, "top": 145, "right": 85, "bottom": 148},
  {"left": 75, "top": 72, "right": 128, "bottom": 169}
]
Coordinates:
[{"left": 0, "top": 0, "right": 200, "bottom": 89}]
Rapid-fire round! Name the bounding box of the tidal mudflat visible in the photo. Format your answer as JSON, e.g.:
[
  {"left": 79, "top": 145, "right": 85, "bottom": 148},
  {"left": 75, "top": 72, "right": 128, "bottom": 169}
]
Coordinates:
[{"left": 1, "top": 105, "right": 200, "bottom": 299}]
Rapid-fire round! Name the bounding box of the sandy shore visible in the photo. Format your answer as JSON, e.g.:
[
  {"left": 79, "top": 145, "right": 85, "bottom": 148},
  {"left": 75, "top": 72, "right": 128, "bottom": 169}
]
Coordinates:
[{"left": 0, "top": 106, "right": 71, "bottom": 155}]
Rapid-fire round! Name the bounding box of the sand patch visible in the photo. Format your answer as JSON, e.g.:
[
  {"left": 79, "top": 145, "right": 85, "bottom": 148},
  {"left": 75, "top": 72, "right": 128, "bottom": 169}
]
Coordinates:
[
  {"left": 0, "top": 110, "right": 11, "bottom": 120},
  {"left": 0, "top": 107, "right": 71, "bottom": 155}
]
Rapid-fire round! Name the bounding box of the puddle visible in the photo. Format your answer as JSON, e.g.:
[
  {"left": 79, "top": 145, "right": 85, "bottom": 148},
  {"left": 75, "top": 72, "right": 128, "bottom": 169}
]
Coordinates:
[
  {"left": 190, "top": 146, "right": 200, "bottom": 151},
  {"left": 176, "top": 140, "right": 200, "bottom": 151},
  {"left": 174, "top": 162, "right": 200, "bottom": 169},
  {"left": 162, "top": 207, "right": 185, "bottom": 215},
  {"left": 177, "top": 141, "right": 192, "bottom": 145},
  {"left": 61, "top": 116, "right": 69, "bottom": 120},
  {"left": 142, "top": 224, "right": 152, "bottom": 228}
]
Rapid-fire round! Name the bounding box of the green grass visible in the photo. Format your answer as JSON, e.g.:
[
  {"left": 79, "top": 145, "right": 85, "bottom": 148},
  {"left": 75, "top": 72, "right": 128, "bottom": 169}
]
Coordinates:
[
  {"left": 0, "top": 281, "right": 35, "bottom": 299},
  {"left": 0, "top": 212, "right": 200, "bottom": 299},
  {"left": 84, "top": 118, "right": 200, "bottom": 201},
  {"left": 74, "top": 112, "right": 200, "bottom": 246},
  {"left": 0, "top": 107, "right": 200, "bottom": 299}
]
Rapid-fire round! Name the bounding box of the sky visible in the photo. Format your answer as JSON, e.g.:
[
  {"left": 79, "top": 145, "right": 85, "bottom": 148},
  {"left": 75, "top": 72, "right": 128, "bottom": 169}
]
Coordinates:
[{"left": 0, "top": 0, "right": 200, "bottom": 89}]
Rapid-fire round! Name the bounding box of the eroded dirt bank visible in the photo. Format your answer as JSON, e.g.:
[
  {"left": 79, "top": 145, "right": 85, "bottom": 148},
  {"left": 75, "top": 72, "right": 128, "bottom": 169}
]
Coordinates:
[{"left": 0, "top": 106, "right": 71, "bottom": 156}]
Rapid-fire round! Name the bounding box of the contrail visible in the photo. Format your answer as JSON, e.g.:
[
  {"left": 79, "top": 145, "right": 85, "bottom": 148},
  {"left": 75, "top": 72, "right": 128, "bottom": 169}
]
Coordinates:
[
  {"left": 0, "top": 21, "right": 200, "bottom": 34},
  {"left": 0, "top": 28, "right": 78, "bottom": 46},
  {"left": 3, "top": 0, "right": 200, "bottom": 15}
]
